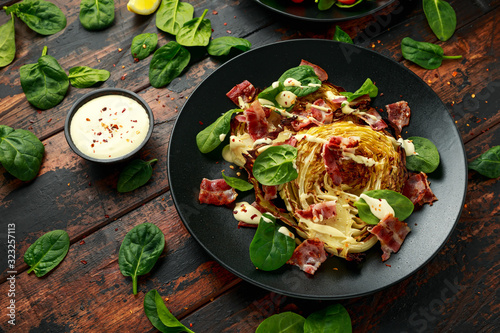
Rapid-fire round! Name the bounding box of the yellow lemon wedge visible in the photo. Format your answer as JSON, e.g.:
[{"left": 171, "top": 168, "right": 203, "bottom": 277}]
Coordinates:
[{"left": 127, "top": 0, "right": 161, "bottom": 15}]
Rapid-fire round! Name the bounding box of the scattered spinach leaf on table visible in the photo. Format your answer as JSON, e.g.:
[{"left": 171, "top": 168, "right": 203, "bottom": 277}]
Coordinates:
[
  {"left": 207, "top": 36, "right": 251, "bottom": 56},
  {"left": 332, "top": 26, "right": 353, "bottom": 44},
  {"left": 68, "top": 66, "right": 110, "bottom": 88},
  {"left": 79, "top": 0, "right": 115, "bottom": 31},
  {"left": 221, "top": 171, "right": 253, "bottom": 192},
  {"left": 0, "top": 13, "right": 16, "bottom": 68},
  {"left": 196, "top": 108, "right": 242, "bottom": 154},
  {"left": 253, "top": 145, "right": 298, "bottom": 186},
  {"left": 117, "top": 158, "right": 157, "bottom": 193},
  {"left": 405, "top": 136, "right": 440, "bottom": 173},
  {"left": 19, "top": 46, "right": 69, "bottom": 110},
  {"left": 5, "top": 0, "right": 66, "bottom": 35},
  {"left": 176, "top": 8, "right": 211, "bottom": 47},
  {"left": 304, "top": 304, "right": 352, "bottom": 333},
  {"left": 354, "top": 190, "right": 414, "bottom": 225},
  {"left": 340, "top": 78, "right": 378, "bottom": 102},
  {"left": 24, "top": 230, "right": 70, "bottom": 277},
  {"left": 256, "top": 312, "right": 306, "bottom": 333},
  {"left": 423, "top": 0, "right": 457, "bottom": 41},
  {"left": 0, "top": 125, "right": 44, "bottom": 181},
  {"left": 131, "top": 33, "right": 158, "bottom": 60},
  {"left": 468, "top": 145, "right": 500, "bottom": 179},
  {"left": 149, "top": 41, "right": 190, "bottom": 88},
  {"left": 401, "top": 37, "right": 462, "bottom": 69},
  {"left": 119, "top": 223, "right": 165, "bottom": 295},
  {"left": 144, "top": 289, "right": 195, "bottom": 333},
  {"left": 156, "top": 0, "right": 194, "bottom": 35}
]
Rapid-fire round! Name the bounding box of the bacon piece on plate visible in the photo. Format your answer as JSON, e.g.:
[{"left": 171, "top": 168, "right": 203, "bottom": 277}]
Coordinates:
[
  {"left": 262, "top": 185, "right": 278, "bottom": 201},
  {"left": 226, "top": 80, "right": 257, "bottom": 106},
  {"left": 322, "top": 136, "right": 360, "bottom": 186},
  {"left": 287, "top": 238, "right": 327, "bottom": 275},
  {"left": 296, "top": 201, "right": 337, "bottom": 222},
  {"left": 310, "top": 99, "right": 333, "bottom": 124},
  {"left": 385, "top": 100, "right": 411, "bottom": 131},
  {"left": 369, "top": 214, "right": 411, "bottom": 261},
  {"left": 245, "top": 100, "right": 269, "bottom": 141},
  {"left": 357, "top": 108, "right": 387, "bottom": 131},
  {"left": 300, "top": 60, "right": 328, "bottom": 82},
  {"left": 402, "top": 172, "right": 438, "bottom": 207},
  {"left": 199, "top": 178, "right": 237, "bottom": 206}
]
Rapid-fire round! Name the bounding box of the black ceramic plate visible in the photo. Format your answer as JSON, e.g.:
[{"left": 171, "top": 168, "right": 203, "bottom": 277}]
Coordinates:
[
  {"left": 255, "top": 0, "right": 396, "bottom": 22},
  {"left": 168, "top": 40, "right": 467, "bottom": 300}
]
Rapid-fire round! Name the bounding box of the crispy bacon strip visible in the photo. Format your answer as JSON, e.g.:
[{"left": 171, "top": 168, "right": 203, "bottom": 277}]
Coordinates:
[
  {"left": 262, "top": 185, "right": 278, "bottom": 201},
  {"left": 386, "top": 101, "right": 411, "bottom": 132},
  {"left": 402, "top": 172, "right": 438, "bottom": 207},
  {"left": 310, "top": 99, "right": 333, "bottom": 124},
  {"left": 322, "top": 136, "right": 360, "bottom": 186},
  {"left": 296, "top": 201, "right": 337, "bottom": 222},
  {"left": 199, "top": 178, "right": 237, "bottom": 206},
  {"left": 226, "top": 80, "right": 257, "bottom": 106},
  {"left": 369, "top": 214, "right": 411, "bottom": 261},
  {"left": 357, "top": 108, "right": 387, "bottom": 131},
  {"left": 245, "top": 100, "right": 269, "bottom": 141},
  {"left": 287, "top": 238, "right": 327, "bottom": 275},
  {"left": 299, "top": 59, "right": 328, "bottom": 81}
]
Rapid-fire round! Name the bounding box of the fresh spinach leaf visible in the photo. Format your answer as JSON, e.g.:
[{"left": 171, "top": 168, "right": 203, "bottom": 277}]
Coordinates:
[
  {"left": 332, "top": 26, "right": 353, "bottom": 44},
  {"left": 156, "top": 0, "right": 194, "bottom": 35},
  {"left": 5, "top": 0, "right": 66, "bottom": 35},
  {"left": 423, "top": 0, "right": 457, "bottom": 41},
  {"left": 207, "top": 36, "right": 251, "bottom": 56},
  {"left": 196, "top": 109, "right": 242, "bottom": 153},
  {"left": 144, "top": 289, "right": 195, "bottom": 333},
  {"left": 468, "top": 145, "right": 500, "bottom": 179},
  {"left": 176, "top": 8, "right": 211, "bottom": 47},
  {"left": 149, "top": 41, "right": 190, "bottom": 88},
  {"left": 401, "top": 37, "right": 462, "bottom": 70},
  {"left": 354, "top": 190, "right": 414, "bottom": 225},
  {"left": 221, "top": 171, "right": 253, "bottom": 191},
  {"left": 257, "top": 84, "right": 283, "bottom": 108},
  {"left": 79, "top": 0, "right": 115, "bottom": 31},
  {"left": 68, "top": 66, "right": 110, "bottom": 88},
  {"left": 0, "top": 125, "right": 44, "bottom": 181},
  {"left": 24, "top": 230, "right": 70, "bottom": 277},
  {"left": 249, "top": 214, "right": 296, "bottom": 271},
  {"left": 253, "top": 145, "right": 298, "bottom": 186},
  {"left": 336, "top": 0, "right": 363, "bottom": 8},
  {"left": 340, "top": 78, "right": 378, "bottom": 102},
  {"left": 304, "top": 304, "right": 352, "bottom": 333},
  {"left": 20, "top": 46, "right": 69, "bottom": 110},
  {"left": 118, "top": 223, "right": 165, "bottom": 295},
  {"left": 278, "top": 65, "right": 321, "bottom": 97},
  {"left": 117, "top": 159, "right": 157, "bottom": 193},
  {"left": 0, "top": 13, "right": 16, "bottom": 68},
  {"left": 405, "top": 136, "right": 440, "bottom": 173},
  {"left": 256, "top": 312, "right": 306, "bottom": 333},
  {"left": 317, "top": 0, "right": 335, "bottom": 11},
  {"left": 131, "top": 33, "right": 158, "bottom": 60}
]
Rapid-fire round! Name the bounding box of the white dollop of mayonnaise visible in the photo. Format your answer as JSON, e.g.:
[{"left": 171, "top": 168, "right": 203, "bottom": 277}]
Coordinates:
[
  {"left": 341, "top": 101, "right": 356, "bottom": 115},
  {"left": 283, "top": 78, "right": 301, "bottom": 87},
  {"left": 233, "top": 202, "right": 263, "bottom": 225},
  {"left": 275, "top": 91, "right": 297, "bottom": 108},
  {"left": 272, "top": 81, "right": 280, "bottom": 89},
  {"left": 360, "top": 194, "right": 395, "bottom": 220},
  {"left": 219, "top": 133, "right": 226, "bottom": 142},
  {"left": 397, "top": 138, "right": 418, "bottom": 156},
  {"left": 278, "top": 226, "right": 295, "bottom": 239}
]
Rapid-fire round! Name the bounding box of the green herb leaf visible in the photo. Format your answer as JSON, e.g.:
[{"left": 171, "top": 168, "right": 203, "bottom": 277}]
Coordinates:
[
  {"left": 144, "top": 289, "right": 195, "bottom": 333},
  {"left": 249, "top": 214, "right": 295, "bottom": 271},
  {"left": 0, "top": 125, "right": 44, "bottom": 181},
  {"left": 401, "top": 37, "right": 462, "bottom": 70},
  {"left": 304, "top": 304, "right": 352, "bottom": 333},
  {"left": 118, "top": 223, "right": 165, "bottom": 295},
  {"left": 6, "top": 0, "right": 66, "bottom": 35},
  {"left": 176, "top": 9, "right": 211, "bottom": 47},
  {"left": 332, "top": 26, "right": 353, "bottom": 44},
  {"left": 423, "top": 0, "right": 457, "bottom": 41},
  {"left": 131, "top": 33, "right": 158, "bottom": 60},
  {"left": 207, "top": 36, "right": 251, "bottom": 56},
  {"left": 149, "top": 41, "right": 190, "bottom": 88},
  {"left": 117, "top": 159, "right": 157, "bottom": 193},
  {"left": 196, "top": 109, "right": 242, "bottom": 153},
  {"left": 257, "top": 84, "right": 283, "bottom": 108},
  {"left": 156, "top": 0, "right": 194, "bottom": 35},
  {"left": 0, "top": 13, "right": 16, "bottom": 68},
  {"left": 317, "top": 0, "right": 335, "bottom": 11},
  {"left": 24, "top": 230, "right": 70, "bottom": 277},
  {"left": 256, "top": 312, "right": 306, "bottom": 333},
  {"left": 253, "top": 145, "right": 298, "bottom": 186},
  {"left": 79, "top": 0, "right": 115, "bottom": 31},
  {"left": 405, "top": 136, "right": 440, "bottom": 173},
  {"left": 221, "top": 171, "right": 253, "bottom": 191},
  {"left": 68, "top": 66, "right": 110, "bottom": 88},
  {"left": 278, "top": 65, "right": 322, "bottom": 97},
  {"left": 340, "top": 78, "right": 378, "bottom": 102},
  {"left": 336, "top": 0, "right": 363, "bottom": 9},
  {"left": 354, "top": 190, "right": 414, "bottom": 225},
  {"left": 468, "top": 146, "right": 500, "bottom": 179}
]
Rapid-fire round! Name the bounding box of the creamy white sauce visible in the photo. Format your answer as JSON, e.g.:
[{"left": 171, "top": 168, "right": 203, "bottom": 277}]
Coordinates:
[
  {"left": 219, "top": 133, "right": 226, "bottom": 142},
  {"left": 271, "top": 81, "right": 280, "bottom": 89},
  {"left": 278, "top": 226, "right": 295, "bottom": 239},
  {"left": 360, "top": 194, "right": 394, "bottom": 220},
  {"left": 294, "top": 134, "right": 328, "bottom": 144},
  {"left": 253, "top": 137, "right": 273, "bottom": 147},
  {"left": 341, "top": 101, "right": 356, "bottom": 115},
  {"left": 343, "top": 153, "right": 378, "bottom": 167},
  {"left": 275, "top": 91, "right": 297, "bottom": 108},
  {"left": 397, "top": 138, "right": 418, "bottom": 156},
  {"left": 258, "top": 98, "right": 275, "bottom": 107},
  {"left": 233, "top": 202, "right": 262, "bottom": 225},
  {"left": 283, "top": 78, "right": 301, "bottom": 87},
  {"left": 70, "top": 95, "right": 150, "bottom": 160}
]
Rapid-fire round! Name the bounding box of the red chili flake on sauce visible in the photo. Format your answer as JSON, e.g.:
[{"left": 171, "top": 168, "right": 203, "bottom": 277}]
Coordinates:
[
  {"left": 81, "top": 260, "right": 87, "bottom": 265},
  {"left": 102, "top": 107, "right": 107, "bottom": 111},
  {"left": 131, "top": 120, "right": 137, "bottom": 122},
  {"left": 97, "top": 132, "right": 102, "bottom": 136},
  {"left": 86, "top": 118, "right": 90, "bottom": 121}
]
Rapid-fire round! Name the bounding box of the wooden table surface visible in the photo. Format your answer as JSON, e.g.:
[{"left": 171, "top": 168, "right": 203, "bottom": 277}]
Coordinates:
[{"left": 0, "top": 0, "right": 498, "bottom": 332}]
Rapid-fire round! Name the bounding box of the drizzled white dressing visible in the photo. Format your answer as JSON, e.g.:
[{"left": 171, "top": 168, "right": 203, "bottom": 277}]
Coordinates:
[
  {"left": 360, "top": 194, "right": 394, "bottom": 220},
  {"left": 233, "top": 202, "right": 263, "bottom": 225}
]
